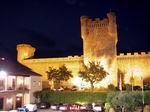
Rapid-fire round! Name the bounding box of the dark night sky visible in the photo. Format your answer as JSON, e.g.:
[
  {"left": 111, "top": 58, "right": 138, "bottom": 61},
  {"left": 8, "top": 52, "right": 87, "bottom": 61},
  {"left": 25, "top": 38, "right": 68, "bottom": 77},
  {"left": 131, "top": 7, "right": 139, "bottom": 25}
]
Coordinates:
[{"left": 0, "top": 0, "right": 150, "bottom": 61}]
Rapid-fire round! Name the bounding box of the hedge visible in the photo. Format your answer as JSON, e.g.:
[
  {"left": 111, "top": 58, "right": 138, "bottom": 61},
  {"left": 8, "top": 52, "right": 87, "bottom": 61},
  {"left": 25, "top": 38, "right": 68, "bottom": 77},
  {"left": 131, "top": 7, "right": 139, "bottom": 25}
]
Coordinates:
[
  {"left": 144, "top": 91, "right": 150, "bottom": 104},
  {"left": 35, "top": 90, "right": 150, "bottom": 104},
  {"left": 37, "top": 91, "right": 107, "bottom": 104}
]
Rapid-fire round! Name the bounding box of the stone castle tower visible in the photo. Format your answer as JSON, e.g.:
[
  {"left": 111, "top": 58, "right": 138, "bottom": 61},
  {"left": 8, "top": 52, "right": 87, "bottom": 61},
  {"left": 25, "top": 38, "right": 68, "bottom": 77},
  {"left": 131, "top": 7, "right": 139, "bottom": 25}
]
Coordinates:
[
  {"left": 16, "top": 12, "right": 150, "bottom": 88},
  {"left": 17, "top": 44, "right": 35, "bottom": 63},
  {"left": 80, "top": 12, "right": 118, "bottom": 86}
]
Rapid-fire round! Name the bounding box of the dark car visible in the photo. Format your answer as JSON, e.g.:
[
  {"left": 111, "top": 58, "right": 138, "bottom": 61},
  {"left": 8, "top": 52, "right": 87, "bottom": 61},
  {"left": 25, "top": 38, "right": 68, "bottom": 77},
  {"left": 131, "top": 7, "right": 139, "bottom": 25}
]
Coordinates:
[
  {"left": 37, "top": 102, "right": 50, "bottom": 109},
  {"left": 17, "top": 107, "right": 29, "bottom": 112},
  {"left": 80, "top": 103, "right": 93, "bottom": 111}
]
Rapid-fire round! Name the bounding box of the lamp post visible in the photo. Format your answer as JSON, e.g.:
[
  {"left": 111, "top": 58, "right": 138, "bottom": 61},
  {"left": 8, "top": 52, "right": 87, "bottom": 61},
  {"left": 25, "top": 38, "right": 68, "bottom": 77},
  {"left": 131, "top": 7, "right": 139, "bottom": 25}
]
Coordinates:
[
  {"left": 130, "top": 72, "right": 134, "bottom": 93},
  {"left": 119, "top": 73, "right": 122, "bottom": 92},
  {"left": 141, "top": 77, "right": 144, "bottom": 105}
]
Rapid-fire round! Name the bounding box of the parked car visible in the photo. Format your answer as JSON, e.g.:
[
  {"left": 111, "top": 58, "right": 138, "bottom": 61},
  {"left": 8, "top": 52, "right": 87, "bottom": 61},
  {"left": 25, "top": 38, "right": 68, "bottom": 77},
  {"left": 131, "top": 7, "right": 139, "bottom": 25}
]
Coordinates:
[
  {"left": 50, "top": 104, "right": 59, "bottom": 110},
  {"left": 80, "top": 103, "right": 93, "bottom": 111},
  {"left": 24, "top": 104, "right": 37, "bottom": 112},
  {"left": 93, "top": 104, "right": 102, "bottom": 112},
  {"left": 59, "top": 104, "right": 68, "bottom": 111},
  {"left": 17, "top": 107, "right": 29, "bottom": 112},
  {"left": 67, "top": 104, "right": 81, "bottom": 111},
  {"left": 37, "top": 102, "right": 50, "bottom": 109}
]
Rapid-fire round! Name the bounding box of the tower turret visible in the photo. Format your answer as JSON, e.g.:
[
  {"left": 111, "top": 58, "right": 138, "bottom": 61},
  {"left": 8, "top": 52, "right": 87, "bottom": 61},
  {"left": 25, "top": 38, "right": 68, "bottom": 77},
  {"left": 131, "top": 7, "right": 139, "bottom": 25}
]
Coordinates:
[
  {"left": 16, "top": 44, "right": 35, "bottom": 63},
  {"left": 107, "top": 12, "right": 118, "bottom": 43},
  {"left": 80, "top": 16, "right": 89, "bottom": 40},
  {"left": 80, "top": 12, "right": 118, "bottom": 86}
]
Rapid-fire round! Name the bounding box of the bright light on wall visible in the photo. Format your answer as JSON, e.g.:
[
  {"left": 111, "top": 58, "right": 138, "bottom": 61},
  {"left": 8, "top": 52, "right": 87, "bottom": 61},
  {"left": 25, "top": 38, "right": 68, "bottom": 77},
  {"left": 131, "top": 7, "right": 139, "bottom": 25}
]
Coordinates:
[
  {"left": 0, "top": 71, "right": 7, "bottom": 79},
  {"left": 71, "top": 77, "right": 82, "bottom": 87},
  {"left": 6, "top": 98, "right": 12, "bottom": 104},
  {"left": 132, "top": 68, "right": 142, "bottom": 77},
  {"left": 18, "top": 77, "right": 23, "bottom": 85}
]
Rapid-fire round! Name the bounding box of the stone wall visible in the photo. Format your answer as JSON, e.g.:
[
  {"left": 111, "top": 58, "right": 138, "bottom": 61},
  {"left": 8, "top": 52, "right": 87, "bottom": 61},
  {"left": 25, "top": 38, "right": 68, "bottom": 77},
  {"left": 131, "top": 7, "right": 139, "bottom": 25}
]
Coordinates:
[{"left": 117, "top": 52, "right": 150, "bottom": 85}]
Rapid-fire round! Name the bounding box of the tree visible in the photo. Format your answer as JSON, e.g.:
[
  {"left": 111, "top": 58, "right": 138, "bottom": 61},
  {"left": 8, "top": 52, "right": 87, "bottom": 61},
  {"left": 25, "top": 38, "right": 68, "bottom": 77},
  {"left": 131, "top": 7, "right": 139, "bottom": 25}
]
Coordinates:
[
  {"left": 47, "top": 65, "right": 72, "bottom": 89},
  {"left": 79, "top": 61, "right": 109, "bottom": 91},
  {"left": 107, "top": 92, "right": 142, "bottom": 112}
]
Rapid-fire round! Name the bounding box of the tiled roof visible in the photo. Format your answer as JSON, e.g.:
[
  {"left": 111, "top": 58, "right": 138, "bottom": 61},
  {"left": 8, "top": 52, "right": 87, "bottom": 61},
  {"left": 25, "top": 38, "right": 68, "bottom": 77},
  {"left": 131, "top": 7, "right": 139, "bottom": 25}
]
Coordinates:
[{"left": 0, "top": 57, "right": 41, "bottom": 77}]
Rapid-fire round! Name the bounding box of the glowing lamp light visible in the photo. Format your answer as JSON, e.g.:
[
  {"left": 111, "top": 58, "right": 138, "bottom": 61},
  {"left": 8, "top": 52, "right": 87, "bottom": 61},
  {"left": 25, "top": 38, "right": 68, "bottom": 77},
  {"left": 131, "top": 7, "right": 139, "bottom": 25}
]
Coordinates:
[
  {"left": 0, "top": 71, "right": 7, "bottom": 79},
  {"left": 6, "top": 98, "right": 12, "bottom": 104},
  {"left": 16, "top": 97, "right": 21, "bottom": 101}
]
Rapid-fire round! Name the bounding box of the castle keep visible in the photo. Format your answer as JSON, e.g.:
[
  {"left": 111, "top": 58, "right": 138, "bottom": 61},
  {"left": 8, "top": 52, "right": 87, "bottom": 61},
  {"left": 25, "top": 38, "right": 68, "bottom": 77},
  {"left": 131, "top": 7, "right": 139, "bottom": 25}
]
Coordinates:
[{"left": 17, "top": 12, "right": 150, "bottom": 88}]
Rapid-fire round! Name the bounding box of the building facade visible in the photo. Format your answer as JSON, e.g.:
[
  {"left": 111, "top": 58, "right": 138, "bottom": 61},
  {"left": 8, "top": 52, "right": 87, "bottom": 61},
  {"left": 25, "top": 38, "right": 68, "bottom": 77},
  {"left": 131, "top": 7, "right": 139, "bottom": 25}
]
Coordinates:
[
  {"left": 0, "top": 59, "right": 42, "bottom": 111},
  {"left": 16, "top": 12, "right": 150, "bottom": 88},
  {"left": 0, "top": 71, "right": 42, "bottom": 111}
]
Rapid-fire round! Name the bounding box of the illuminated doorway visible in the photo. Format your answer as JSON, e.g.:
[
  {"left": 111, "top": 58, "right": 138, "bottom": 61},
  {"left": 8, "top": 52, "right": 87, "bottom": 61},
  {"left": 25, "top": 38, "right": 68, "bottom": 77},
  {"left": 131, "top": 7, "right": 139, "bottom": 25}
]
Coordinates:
[{"left": 16, "top": 96, "right": 22, "bottom": 108}]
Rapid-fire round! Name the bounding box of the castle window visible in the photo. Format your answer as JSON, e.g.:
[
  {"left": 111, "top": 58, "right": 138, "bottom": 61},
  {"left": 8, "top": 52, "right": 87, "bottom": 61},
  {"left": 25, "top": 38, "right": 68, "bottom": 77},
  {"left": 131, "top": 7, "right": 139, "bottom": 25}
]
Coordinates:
[{"left": 33, "top": 81, "right": 36, "bottom": 87}]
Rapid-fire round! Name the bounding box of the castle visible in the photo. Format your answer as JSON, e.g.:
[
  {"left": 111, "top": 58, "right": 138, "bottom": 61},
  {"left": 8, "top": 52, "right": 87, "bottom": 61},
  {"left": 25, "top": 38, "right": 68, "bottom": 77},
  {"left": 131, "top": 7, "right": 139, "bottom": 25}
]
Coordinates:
[{"left": 16, "top": 12, "right": 150, "bottom": 88}]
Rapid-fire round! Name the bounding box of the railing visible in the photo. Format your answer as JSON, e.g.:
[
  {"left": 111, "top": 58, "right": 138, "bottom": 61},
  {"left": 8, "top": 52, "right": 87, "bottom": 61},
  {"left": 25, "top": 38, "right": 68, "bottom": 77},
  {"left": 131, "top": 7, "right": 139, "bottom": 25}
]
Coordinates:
[{"left": 0, "top": 84, "right": 29, "bottom": 92}]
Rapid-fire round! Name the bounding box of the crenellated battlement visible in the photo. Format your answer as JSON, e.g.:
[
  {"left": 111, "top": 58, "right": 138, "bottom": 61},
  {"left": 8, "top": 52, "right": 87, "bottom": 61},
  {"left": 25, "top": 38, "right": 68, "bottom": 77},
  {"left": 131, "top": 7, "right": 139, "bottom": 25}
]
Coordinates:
[
  {"left": 118, "top": 52, "right": 150, "bottom": 57},
  {"left": 85, "top": 18, "right": 109, "bottom": 28},
  {"left": 23, "top": 55, "right": 83, "bottom": 64}
]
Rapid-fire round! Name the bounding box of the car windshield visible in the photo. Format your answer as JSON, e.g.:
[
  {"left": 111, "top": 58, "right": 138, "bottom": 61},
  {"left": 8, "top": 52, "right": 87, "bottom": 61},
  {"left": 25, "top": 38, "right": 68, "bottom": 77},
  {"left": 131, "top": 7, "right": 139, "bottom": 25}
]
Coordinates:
[{"left": 17, "top": 109, "right": 25, "bottom": 112}]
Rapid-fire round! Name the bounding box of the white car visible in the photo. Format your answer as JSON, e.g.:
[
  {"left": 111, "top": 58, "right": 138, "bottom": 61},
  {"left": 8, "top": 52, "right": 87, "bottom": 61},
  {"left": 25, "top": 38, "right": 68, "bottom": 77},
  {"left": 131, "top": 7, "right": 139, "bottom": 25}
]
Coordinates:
[
  {"left": 93, "top": 104, "right": 102, "bottom": 112},
  {"left": 50, "top": 104, "right": 59, "bottom": 110},
  {"left": 24, "top": 104, "right": 37, "bottom": 112},
  {"left": 9, "top": 111, "right": 17, "bottom": 112},
  {"left": 59, "top": 104, "right": 68, "bottom": 111}
]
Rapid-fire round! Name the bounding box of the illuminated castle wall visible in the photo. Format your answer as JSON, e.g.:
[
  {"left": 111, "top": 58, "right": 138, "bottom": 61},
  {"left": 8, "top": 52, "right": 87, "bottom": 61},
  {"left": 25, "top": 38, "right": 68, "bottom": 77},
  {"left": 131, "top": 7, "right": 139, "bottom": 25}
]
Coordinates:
[
  {"left": 80, "top": 12, "right": 118, "bottom": 86},
  {"left": 16, "top": 12, "right": 150, "bottom": 88},
  {"left": 118, "top": 52, "right": 150, "bottom": 86}
]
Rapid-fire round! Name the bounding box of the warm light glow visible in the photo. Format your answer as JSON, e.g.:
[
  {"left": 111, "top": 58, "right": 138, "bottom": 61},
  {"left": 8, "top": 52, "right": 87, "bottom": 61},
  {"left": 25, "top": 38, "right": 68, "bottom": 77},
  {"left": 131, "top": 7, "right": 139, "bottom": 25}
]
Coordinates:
[
  {"left": 71, "top": 77, "right": 82, "bottom": 87},
  {"left": 6, "top": 98, "right": 12, "bottom": 104},
  {"left": 24, "top": 52, "right": 28, "bottom": 59},
  {"left": 16, "top": 97, "right": 21, "bottom": 101},
  {"left": 132, "top": 68, "right": 142, "bottom": 77},
  {"left": 17, "top": 77, "right": 23, "bottom": 85},
  {"left": 94, "top": 56, "right": 117, "bottom": 87},
  {"left": 16, "top": 94, "right": 23, "bottom": 97},
  {"left": 0, "top": 71, "right": 7, "bottom": 79}
]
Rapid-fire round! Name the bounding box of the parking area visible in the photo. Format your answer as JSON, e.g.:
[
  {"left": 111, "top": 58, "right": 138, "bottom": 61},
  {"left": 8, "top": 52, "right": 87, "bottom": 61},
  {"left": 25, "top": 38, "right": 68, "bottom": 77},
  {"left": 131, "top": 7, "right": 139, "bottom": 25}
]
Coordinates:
[
  {"left": 38, "top": 109, "right": 62, "bottom": 112},
  {"left": 0, "top": 109, "right": 62, "bottom": 112}
]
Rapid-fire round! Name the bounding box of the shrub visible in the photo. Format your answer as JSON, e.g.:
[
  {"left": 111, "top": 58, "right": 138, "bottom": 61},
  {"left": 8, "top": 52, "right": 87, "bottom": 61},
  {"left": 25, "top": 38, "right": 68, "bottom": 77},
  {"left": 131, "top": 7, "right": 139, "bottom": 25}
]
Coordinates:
[
  {"left": 34, "top": 90, "right": 150, "bottom": 106},
  {"left": 107, "top": 91, "right": 143, "bottom": 112},
  {"left": 108, "top": 84, "right": 116, "bottom": 91},
  {"left": 144, "top": 83, "right": 150, "bottom": 90},
  {"left": 125, "top": 84, "right": 132, "bottom": 91}
]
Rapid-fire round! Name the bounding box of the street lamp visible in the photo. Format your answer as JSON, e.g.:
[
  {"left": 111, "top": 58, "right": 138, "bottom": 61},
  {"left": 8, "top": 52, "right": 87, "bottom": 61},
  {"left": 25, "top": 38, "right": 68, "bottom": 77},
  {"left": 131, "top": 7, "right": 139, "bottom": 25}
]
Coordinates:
[
  {"left": 0, "top": 70, "right": 7, "bottom": 79},
  {"left": 141, "top": 77, "right": 144, "bottom": 105}
]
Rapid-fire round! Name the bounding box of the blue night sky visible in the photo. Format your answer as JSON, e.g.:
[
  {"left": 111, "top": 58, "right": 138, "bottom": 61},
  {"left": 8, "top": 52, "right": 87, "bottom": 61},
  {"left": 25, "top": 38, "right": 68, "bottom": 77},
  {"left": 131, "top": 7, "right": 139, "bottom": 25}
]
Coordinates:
[{"left": 0, "top": 0, "right": 150, "bottom": 60}]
